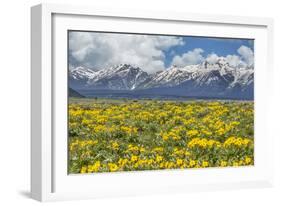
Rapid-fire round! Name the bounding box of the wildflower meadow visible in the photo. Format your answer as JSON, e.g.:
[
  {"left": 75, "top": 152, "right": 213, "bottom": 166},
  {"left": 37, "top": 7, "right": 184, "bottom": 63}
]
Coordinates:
[{"left": 68, "top": 99, "right": 254, "bottom": 174}]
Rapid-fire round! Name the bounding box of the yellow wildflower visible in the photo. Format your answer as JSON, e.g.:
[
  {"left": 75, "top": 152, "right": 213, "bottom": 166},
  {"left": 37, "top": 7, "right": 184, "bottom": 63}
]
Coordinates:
[
  {"left": 189, "top": 160, "right": 196, "bottom": 167},
  {"left": 245, "top": 157, "right": 252, "bottom": 164},
  {"left": 202, "top": 161, "right": 209, "bottom": 167},
  {"left": 131, "top": 155, "right": 138, "bottom": 162},
  {"left": 156, "top": 155, "right": 163, "bottom": 162},
  {"left": 80, "top": 166, "right": 87, "bottom": 174},
  {"left": 220, "top": 161, "right": 228, "bottom": 167},
  {"left": 176, "top": 159, "right": 183, "bottom": 166},
  {"left": 108, "top": 163, "right": 119, "bottom": 172}
]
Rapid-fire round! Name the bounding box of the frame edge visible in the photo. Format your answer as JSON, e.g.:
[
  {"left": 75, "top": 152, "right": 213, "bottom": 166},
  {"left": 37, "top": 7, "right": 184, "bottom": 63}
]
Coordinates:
[{"left": 31, "top": 4, "right": 43, "bottom": 201}]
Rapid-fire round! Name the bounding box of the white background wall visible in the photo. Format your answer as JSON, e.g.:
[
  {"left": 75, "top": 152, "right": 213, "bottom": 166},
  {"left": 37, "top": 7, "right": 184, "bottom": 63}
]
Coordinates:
[{"left": 0, "top": 0, "right": 280, "bottom": 205}]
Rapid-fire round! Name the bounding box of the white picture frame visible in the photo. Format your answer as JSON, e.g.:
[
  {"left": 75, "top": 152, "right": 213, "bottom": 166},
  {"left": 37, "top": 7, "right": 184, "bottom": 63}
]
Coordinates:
[{"left": 31, "top": 3, "right": 274, "bottom": 202}]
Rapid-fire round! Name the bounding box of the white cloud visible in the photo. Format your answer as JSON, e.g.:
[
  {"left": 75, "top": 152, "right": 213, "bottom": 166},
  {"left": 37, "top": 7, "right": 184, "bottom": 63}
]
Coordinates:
[
  {"left": 224, "top": 46, "right": 254, "bottom": 68},
  {"left": 205, "top": 53, "right": 220, "bottom": 64},
  {"left": 226, "top": 55, "right": 243, "bottom": 67},
  {"left": 237, "top": 45, "right": 254, "bottom": 66},
  {"left": 205, "top": 46, "right": 254, "bottom": 68},
  {"left": 69, "top": 32, "right": 184, "bottom": 74},
  {"left": 171, "top": 48, "right": 204, "bottom": 67}
]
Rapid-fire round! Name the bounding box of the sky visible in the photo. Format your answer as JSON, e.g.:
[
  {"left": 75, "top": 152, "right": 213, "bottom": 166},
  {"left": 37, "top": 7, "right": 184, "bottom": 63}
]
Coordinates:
[{"left": 68, "top": 31, "right": 254, "bottom": 74}]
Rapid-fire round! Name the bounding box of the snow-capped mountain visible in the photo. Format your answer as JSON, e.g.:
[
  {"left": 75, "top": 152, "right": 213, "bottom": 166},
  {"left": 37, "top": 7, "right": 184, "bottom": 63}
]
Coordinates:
[
  {"left": 69, "top": 64, "right": 149, "bottom": 90},
  {"left": 88, "top": 64, "right": 149, "bottom": 90},
  {"left": 139, "top": 65, "right": 195, "bottom": 89},
  {"left": 69, "top": 59, "right": 254, "bottom": 100},
  {"left": 70, "top": 66, "right": 96, "bottom": 80},
  {"left": 69, "top": 66, "right": 96, "bottom": 89}
]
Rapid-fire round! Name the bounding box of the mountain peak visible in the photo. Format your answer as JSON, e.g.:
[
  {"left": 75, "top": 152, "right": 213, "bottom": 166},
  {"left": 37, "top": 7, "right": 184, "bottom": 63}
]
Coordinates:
[
  {"left": 108, "top": 64, "right": 143, "bottom": 74},
  {"left": 70, "top": 66, "right": 95, "bottom": 80},
  {"left": 201, "top": 57, "right": 230, "bottom": 70}
]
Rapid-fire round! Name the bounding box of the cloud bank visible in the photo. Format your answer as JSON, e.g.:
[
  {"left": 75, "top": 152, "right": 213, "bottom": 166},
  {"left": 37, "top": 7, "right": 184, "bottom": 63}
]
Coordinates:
[
  {"left": 69, "top": 32, "right": 254, "bottom": 73},
  {"left": 69, "top": 32, "right": 184, "bottom": 74}
]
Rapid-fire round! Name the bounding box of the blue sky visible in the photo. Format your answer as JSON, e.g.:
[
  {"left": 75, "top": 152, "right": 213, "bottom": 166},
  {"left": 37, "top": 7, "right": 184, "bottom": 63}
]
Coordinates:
[{"left": 69, "top": 31, "right": 254, "bottom": 74}]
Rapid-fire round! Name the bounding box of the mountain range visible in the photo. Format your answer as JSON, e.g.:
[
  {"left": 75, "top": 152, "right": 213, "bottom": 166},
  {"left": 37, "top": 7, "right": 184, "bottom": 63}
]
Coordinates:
[{"left": 69, "top": 57, "right": 254, "bottom": 100}]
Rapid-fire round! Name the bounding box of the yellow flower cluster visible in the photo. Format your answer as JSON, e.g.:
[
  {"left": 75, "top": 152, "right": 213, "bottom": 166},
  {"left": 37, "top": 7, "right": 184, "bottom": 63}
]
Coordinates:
[
  {"left": 223, "top": 136, "right": 252, "bottom": 147},
  {"left": 187, "top": 138, "right": 221, "bottom": 148},
  {"left": 81, "top": 161, "right": 101, "bottom": 173},
  {"left": 120, "top": 126, "right": 138, "bottom": 135},
  {"left": 68, "top": 99, "right": 254, "bottom": 174},
  {"left": 69, "top": 139, "right": 98, "bottom": 151}
]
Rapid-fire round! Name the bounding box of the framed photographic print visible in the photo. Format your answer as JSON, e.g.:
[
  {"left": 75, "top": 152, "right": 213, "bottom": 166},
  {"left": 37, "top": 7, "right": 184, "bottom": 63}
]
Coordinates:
[{"left": 31, "top": 3, "right": 274, "bottom": 201}]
